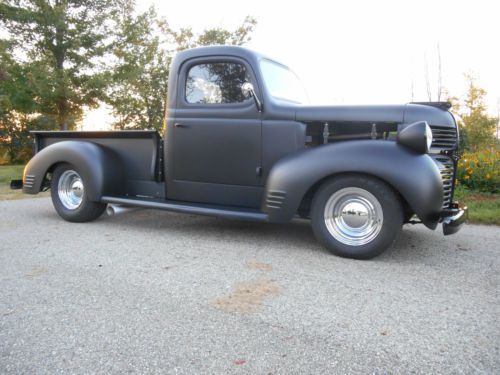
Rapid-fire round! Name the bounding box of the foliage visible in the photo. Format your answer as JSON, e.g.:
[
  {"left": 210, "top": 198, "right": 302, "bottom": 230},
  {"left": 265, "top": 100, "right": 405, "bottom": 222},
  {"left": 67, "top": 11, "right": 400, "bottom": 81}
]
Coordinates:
[
  {"left": 0, "top": 1, "right": 256, "bottom": 158},
  {"left": 0, "top": 147, "right": 9, "bottom": 165},
  {"left": 0, "top": 39, "right": 37, "bottom": 115},
  {"left": 165, "top": 16, "right": 256, "bottom": 52},
  {"left": 455, "top": 75, "right": 497, "bottom": 151},
  {"left": 0, "top": 0, "right": 124, "bottom": 130},
  {"left": 107, "top": 5, "right": 170, "bottom": 130},
  {"left": 0, "top": 38, "right": 57, "bottom": 162},
  {"left": 456, "top": 148, "right": 499, "bottom": 193},
  {"left": 107, "top": 9, "right": 257, "bottom": 131},
  {"left": 0, "top": 1, "right": 256, "bottom": 157},
  {"left": 449, "top": 75, "right": 498, "bottom": 195}
]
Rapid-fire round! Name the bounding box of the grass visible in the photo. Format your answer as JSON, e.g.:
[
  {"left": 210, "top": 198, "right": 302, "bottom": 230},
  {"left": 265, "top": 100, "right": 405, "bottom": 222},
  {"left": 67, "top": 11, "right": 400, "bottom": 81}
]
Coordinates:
[
  {"left": 0, "top": 165, "right": 498, "bottom": 225},
  {"left": 0, "top": 164, "right": 49, "bottom": 200},
  {"left": 0, "top": 164, "right": 24, "bottom": 184},
  {"left": 454, "top": 185, "right": 500, "bottom": 226}
]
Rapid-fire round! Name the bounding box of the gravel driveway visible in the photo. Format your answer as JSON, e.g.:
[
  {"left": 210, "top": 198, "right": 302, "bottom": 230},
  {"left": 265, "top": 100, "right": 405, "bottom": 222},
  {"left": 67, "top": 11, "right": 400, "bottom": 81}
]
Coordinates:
[{"left": 1, "top": 198, "right": 499, "bottom": 374}]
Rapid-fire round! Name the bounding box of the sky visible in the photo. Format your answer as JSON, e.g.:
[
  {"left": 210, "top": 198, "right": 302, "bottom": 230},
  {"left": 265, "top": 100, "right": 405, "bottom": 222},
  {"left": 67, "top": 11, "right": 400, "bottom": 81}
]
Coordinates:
[{"left": 83, "top": 0, "right": 500, "bottom": 129}]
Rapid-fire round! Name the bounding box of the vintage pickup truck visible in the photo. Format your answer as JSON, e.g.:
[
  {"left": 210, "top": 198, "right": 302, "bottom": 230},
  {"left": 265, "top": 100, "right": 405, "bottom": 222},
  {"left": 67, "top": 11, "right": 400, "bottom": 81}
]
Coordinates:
[{"left": 12, "top": 46, "right": 467, "bottom": 259}]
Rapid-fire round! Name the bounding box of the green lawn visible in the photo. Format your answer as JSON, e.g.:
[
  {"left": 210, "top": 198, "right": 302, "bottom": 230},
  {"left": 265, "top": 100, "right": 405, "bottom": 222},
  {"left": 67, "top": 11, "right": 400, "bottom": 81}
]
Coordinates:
[
  {"left": 0, "top": 164, "right": 24, "bottom": 184},
  {"left": 0, "top": 164, "right": 49, "bottom": 200},
  {"left": 0, "top": 164, "right": 25, "bottom": 200},
  {"left": 0, "top": 165, "right": 498, "bottom": 225},
  {"left": 454, "top": 186, "right": 500, "bottom": 226}
]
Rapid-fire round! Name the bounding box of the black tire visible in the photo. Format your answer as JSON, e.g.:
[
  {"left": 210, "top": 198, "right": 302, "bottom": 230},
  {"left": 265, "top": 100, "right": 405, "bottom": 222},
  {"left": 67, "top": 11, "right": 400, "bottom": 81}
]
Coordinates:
[
  {"left": 311, "top": 174, "right": 403, "bottom": 259},
  {"left": 50, "top": 163, "right": 106, "bottom": 223}
]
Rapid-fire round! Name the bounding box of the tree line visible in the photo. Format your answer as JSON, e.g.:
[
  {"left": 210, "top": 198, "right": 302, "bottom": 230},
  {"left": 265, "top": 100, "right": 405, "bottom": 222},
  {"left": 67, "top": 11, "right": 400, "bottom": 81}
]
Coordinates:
[
  {"left": 0, "top": 0, "right": 256, "bottom": 163},
  {"left": 1, "top": 1, "right": 497, "bottom": 164}
]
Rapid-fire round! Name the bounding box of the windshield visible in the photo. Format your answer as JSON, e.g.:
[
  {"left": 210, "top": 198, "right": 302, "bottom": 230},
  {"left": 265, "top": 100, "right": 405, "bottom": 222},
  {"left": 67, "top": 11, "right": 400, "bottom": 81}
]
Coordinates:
[{"left": 260, "top": 59, "right": 308, "bottom": 104}]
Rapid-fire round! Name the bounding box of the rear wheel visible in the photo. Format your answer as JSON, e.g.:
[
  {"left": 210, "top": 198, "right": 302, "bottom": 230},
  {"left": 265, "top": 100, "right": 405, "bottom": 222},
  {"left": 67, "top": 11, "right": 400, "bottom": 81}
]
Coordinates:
[
  {"left": 311, "top": 175, "right": 403, "bottom": 259},
  {"left": 50, "top": 163, "right": 106, "bottom": 222}
]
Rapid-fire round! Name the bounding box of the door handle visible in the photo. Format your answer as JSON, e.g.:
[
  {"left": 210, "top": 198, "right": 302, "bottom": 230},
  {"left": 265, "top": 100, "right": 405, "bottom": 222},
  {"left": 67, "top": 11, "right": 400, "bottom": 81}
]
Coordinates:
[{"left": 174, "top": 123, "right": 189, "bottom": 128}]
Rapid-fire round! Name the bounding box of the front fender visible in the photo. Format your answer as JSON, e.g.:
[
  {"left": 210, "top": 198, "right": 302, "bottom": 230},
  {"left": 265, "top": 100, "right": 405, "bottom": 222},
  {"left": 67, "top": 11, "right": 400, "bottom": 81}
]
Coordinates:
[
  {"left": 263, "top": 140, "right": 443, "bottom": 229},
  {"left": 23, "top": 141, "right": 125, "bottom": 201}
]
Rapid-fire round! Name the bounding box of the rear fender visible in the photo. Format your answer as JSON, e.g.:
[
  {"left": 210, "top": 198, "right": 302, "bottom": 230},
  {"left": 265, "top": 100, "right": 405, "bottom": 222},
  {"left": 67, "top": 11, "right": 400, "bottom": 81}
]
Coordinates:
[
  {"left": 22, "top": 141, "right": 125, "bottom": 201},
  {"left": 263, "top": 140, "right": 443, "bottom": 229}
]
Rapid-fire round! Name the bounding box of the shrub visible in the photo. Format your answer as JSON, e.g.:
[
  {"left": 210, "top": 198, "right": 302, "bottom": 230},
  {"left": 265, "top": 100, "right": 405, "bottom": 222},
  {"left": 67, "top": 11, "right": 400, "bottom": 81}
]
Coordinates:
[
  {"left": 457, "top": 148, "right": 499, "bottom": 193},
  {"left": 0, "top": 145, "right": 11, "bottom": 165}
]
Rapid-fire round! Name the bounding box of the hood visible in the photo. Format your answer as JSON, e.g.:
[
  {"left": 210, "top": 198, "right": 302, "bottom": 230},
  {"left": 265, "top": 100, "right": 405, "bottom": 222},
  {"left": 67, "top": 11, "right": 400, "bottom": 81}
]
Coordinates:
[{"left": 295, "top": 103, "right": 456, "bottom": 127}]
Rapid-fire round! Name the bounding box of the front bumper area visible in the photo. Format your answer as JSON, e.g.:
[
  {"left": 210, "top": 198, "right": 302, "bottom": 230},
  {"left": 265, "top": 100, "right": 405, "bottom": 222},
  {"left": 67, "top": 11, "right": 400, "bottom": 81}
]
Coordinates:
[{"left": 441, "top": 204, "right": 468, "bottom": 235}]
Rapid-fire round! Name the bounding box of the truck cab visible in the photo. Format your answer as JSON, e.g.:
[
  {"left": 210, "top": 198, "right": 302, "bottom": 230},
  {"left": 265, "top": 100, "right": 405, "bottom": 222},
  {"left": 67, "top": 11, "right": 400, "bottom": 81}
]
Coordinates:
[{"left": 15, "top": 45, "right": 467, "bottom": 259}]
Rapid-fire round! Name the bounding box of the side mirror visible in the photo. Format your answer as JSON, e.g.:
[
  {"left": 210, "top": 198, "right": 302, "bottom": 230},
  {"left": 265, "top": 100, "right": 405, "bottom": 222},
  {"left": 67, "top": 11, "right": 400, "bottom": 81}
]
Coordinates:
[
  {"left": 241, "top": 82, "right": 254, "bottom": 98},
  {"left": 241, "top": 82, "right": 262, "bottom": 112}
]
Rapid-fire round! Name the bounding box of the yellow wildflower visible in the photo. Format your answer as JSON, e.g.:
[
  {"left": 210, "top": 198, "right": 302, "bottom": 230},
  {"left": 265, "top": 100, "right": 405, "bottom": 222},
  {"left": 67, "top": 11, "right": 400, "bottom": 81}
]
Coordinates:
[{"left": 464, "top": 175, "right": 470, "bottom": 180}]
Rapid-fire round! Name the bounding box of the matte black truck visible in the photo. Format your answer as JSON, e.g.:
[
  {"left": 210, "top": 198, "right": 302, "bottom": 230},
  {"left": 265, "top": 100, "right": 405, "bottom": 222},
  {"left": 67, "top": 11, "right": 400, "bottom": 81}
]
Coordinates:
[{"left": 13, "top": 46, "right": 467, "bottom": 259}]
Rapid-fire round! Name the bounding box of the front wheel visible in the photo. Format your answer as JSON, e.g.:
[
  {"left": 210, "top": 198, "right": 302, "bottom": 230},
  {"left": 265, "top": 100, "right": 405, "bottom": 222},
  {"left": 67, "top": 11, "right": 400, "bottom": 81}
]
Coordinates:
[
  {"left": 311, "top": 175, "right": 403, "bottom": 259},
  {"left": 50, "top": 163, "right": 106, "bottom": 222}
]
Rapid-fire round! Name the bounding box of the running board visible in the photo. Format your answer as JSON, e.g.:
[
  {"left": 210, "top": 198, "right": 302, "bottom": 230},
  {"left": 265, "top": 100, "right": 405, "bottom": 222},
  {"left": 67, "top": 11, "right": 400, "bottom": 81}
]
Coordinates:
[{"left": 101, "top": 196, "right": 269, "bottom": 222}]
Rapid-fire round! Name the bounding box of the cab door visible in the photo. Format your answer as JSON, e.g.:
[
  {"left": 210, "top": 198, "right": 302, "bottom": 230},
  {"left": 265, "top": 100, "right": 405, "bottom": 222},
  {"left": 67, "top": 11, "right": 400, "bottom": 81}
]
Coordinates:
[{"left": 166, "top": 57, "right": 263, "bottom": 208}]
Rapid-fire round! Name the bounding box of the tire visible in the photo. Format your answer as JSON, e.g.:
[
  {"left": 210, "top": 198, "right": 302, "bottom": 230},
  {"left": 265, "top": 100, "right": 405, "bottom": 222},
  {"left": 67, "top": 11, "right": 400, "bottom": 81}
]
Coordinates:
[
  {"left": 311, "top": 175, "right": 403, "bottom": 259},
  {"left": 50, "top": 163, "right": 106, "bottom": 222}
]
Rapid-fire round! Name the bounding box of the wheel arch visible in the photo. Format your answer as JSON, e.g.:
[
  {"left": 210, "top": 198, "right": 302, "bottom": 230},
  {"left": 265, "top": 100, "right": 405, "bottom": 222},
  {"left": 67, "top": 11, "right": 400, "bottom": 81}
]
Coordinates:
[
  {"left": 22, "top": 140, "right": 125, "bottom": 201},
  {"left": 298, "top": 171, "right": 411, "bottom": 219},
  {"left": 263, "top": 140, "right": 443, "bottom": 229}
]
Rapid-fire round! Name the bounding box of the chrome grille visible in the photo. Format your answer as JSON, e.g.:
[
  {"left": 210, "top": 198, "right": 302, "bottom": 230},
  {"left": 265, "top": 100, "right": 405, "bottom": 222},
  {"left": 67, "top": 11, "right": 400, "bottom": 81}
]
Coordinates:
[
  {"left": 430, "top": 126, "right": 458, "bottom": 151},
  {"left": 433, "top": 156, "right": 454, "bottom": 208}
]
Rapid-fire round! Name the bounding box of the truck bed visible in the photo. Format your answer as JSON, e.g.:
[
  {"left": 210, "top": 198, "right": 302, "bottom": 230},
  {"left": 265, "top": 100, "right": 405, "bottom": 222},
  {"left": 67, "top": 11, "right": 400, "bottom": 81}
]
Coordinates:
[{"left": 32, "top": 130, "right": 164, "bottom": 198}]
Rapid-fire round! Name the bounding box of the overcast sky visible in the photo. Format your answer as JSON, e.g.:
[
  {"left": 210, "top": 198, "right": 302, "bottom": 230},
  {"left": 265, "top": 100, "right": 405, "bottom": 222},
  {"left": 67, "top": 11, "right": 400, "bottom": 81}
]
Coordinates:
[
  {"left": 150, "top": 0, "right": 499, "bottom": 106},
  {"left": 84, "top": 0, "right": 499, "bottom": 129}
]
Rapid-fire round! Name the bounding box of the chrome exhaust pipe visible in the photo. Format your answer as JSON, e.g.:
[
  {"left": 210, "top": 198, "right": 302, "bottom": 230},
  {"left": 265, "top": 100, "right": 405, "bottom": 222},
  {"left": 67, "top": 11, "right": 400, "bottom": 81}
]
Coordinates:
[{"left": 106, "top": 204, "right": 139, "bottom": 216}]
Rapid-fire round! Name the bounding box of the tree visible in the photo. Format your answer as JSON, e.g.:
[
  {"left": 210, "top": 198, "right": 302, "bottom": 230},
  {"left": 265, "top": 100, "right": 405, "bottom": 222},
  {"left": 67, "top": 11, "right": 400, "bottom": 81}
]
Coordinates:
[
  {"left": 165, "top": 16, "right": 257, "bottom": 52},
  {"left": 1, "top": 0, "right": 257, "bottom": 157},
  {"left": 107, "top": 5, "right": 170, "bottom": 130},
  {"left": 0, "top": 0, "right": 124, "bottom": 130},
  {"left": 458, "top": 74, "right": 497, "bottom": 151},
  {"left": 108, "top": 11, "right": 257, "bottom": 131},
  {"left": 0, "top": 38, "right": 56, "bottom": 162}
]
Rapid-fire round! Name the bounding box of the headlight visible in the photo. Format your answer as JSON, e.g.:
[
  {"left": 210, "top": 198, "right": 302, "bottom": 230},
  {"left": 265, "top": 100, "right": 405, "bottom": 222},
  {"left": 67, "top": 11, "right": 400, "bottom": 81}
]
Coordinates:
[{"left": 397, "top": 121, "right": 432, "bottom": 154}]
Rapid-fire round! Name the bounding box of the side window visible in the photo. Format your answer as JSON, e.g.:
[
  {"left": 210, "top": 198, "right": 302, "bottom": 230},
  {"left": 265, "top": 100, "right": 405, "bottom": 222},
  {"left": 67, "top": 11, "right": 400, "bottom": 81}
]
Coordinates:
[{"left": 185, "top": 62, "right": 250, "bottom": 104}]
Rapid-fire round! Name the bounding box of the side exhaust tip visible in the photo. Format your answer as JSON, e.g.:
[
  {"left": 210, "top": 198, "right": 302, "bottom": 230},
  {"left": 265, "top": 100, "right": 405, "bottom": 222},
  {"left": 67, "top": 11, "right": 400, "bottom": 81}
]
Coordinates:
[{"left": 106, "top": 204, "right": 138, "bottom": 216}]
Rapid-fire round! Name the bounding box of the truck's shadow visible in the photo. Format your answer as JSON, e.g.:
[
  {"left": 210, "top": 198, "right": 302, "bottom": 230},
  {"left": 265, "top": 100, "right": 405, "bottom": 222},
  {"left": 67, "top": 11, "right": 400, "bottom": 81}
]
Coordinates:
[{"left": 89, "top": 209, "right": 435, "bottom": 263}]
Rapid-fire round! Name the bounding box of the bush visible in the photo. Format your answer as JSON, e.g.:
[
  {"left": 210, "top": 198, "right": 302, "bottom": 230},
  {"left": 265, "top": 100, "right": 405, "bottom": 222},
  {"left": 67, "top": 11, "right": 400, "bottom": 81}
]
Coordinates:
[
  {"left": 457, "top": 148, "right": 499, "bottom": 193},
  {"left": 0, "top": 147, "right": 9, "bottom": 165},
  {"left": 0, "top": 114, "right": 57, "bottom": 164}
]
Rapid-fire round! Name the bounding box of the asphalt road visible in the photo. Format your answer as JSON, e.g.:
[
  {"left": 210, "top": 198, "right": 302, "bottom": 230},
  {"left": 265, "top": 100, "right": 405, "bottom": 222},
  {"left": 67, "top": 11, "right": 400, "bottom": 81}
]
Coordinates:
[{"left": 1, "top": 198, "right": 499, "bottom": 374}]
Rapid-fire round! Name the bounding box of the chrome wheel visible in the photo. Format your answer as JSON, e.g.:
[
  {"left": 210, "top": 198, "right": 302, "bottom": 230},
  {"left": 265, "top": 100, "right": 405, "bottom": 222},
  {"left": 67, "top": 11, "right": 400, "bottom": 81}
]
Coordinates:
[
  {"left": 324, "top": 187, "right": 383, "bottom": 246},
  {"left": 57, "top": 170, "right": 84, "bottom": 210}
]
